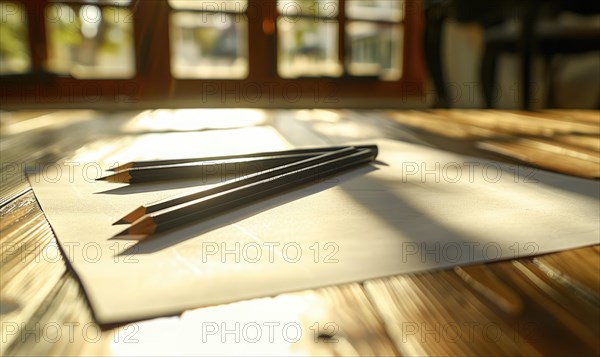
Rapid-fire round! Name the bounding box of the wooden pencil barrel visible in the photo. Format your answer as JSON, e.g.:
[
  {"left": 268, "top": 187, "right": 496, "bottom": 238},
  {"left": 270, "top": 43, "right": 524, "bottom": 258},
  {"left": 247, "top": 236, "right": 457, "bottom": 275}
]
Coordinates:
[
  {"left": 151, "top": 148, "right": 377, "bottom": 233},
  {"left": 142, "top": 146, "right": 375, "bottom": 215}
]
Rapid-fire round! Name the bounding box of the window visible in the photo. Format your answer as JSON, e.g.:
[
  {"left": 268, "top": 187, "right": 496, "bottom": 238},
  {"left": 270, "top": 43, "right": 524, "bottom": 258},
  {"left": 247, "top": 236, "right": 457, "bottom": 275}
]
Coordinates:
[
  {"left": 45, "top": 1, "right": 135, "bottom": 78},
  {"left": 275, "top": 0, "right": 403, "bottom": 81},
  {"left": 346, "top": 0, "right": 404, "bottom": 80},
  {"left": 277, "top": 0, "right": 341, "bottom": 78},
  {"left": 0, "top": 0, "right": 424, "bottom": 107},
  {"left": 169, "top": 0, "right": 249, "bottom": 79},
  {"left": 0, "top": 2, "right": 31, "bottom": 74}
]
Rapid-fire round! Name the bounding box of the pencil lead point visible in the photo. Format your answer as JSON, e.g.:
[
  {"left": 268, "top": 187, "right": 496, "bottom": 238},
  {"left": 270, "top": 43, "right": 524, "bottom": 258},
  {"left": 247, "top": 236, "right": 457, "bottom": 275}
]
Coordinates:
[
  {"left": 96, "top": 171, "right": 131, "bottom": 183},
  {"left": 110, "top": 163, "right": 132, "bottom": 172},
  {"left": 113, "top": 218, "right": 129, "bottom": 225},
  {"left": 112, "top": 228, "right": 130, "bottom": 238},
  {"left": 117, "top": 206, "right": 147, "bottom": 225}
]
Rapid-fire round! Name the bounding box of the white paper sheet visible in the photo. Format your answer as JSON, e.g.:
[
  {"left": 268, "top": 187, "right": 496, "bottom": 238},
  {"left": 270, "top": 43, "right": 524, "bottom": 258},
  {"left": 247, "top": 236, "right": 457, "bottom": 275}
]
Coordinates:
[{"left": 28, "top": 130, "right": 600, "bottom": 324}]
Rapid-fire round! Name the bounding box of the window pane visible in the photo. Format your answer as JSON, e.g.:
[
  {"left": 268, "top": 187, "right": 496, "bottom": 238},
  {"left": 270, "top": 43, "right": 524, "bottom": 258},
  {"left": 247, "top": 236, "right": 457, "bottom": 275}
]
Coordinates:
[
  {"left": 170, "top": 12, "right": 248, "bottom": 79},
  {"left": 0, "top": 2, "right": 31, "bottom": 74},
  {"left": 169, "top": 0, "right": 247, "bottom": 12},
  {"left": 277, "top": 18, "right": 341, "bottom": 78},
  {"left": 346, "top": 0, "right": 404, "bottom": 22},
  {"left": 277, "top": 0, "right": 338, "bottom": 18},
  {"left": 346, "top": 22, "right": 402, "bottom": 80},
  {"left": 51, "top": 0, "right": 131, "bottom": 4},
  {"left": 45, "top": 4, "right": 135, "bottom": 78}
]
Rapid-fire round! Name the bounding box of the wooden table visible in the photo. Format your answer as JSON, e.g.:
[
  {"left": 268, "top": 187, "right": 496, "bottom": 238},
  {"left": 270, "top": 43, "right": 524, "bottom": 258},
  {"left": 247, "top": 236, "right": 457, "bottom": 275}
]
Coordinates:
[{"left": 1, "top": 109, "right": 598, "bottom": 356}]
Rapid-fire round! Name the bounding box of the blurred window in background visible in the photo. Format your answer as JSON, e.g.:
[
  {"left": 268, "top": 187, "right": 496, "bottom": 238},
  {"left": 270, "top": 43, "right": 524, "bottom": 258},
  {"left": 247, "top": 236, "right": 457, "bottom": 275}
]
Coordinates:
[
  {"left": 0, "top": 1, "right": 423, "bottom": 106},
  {"left": 346, "top": 0, "right": 404, "bottom": 80},
  {"left": 45, "top": 0, "right": 135, "bottom": 78},
  {"left": 0, "top": 2, "right": 31, "bottom": 74},
  {"left": 169, "top": 0, "right": 249, "bottom": 79},
  {"left": 277, "top": 0, "right": 341, "bottom": 78},
  {"left": 276, "top": 0, "right": 404, "bottom": 81},
  {"left": 346, "top": 0, "right": 403, "bottom": 21}
]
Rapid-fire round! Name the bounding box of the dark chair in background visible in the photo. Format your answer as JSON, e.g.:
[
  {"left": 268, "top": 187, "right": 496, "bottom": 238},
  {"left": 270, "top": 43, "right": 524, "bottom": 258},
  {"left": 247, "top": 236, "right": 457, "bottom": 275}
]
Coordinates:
[{"left": 423, "top": 0, "right": 600, "bottom": 109}]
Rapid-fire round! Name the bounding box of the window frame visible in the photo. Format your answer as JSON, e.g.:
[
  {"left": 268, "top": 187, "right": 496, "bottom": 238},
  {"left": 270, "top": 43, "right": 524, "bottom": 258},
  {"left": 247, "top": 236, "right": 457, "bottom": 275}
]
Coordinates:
[{"left": 0, "top": 0, "right": 425, "bottom": 108}]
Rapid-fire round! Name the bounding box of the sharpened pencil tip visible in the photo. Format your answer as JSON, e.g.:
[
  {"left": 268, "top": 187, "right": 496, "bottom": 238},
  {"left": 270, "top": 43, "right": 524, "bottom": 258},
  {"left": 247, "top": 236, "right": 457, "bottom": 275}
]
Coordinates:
[
  {"left": 112, "top": 227, "right": 131, "bottom": 238},
  {"left": 111, "top": 227, "right": 149, "bottom": 238},
  {"left": 96, "top": 171, "right": 132, "bottom": 183},
  {"left": 109, "top": 163, "right": 133, "bottom": 172},
  {"left": 111, "top": 225, "right": 152, "bottom": 239},
  {"left": 112, "top": 218, "right": 129, "bottom": 225},
  {"left": 116, "top": 206, "right": 147, "bottom": 225}
]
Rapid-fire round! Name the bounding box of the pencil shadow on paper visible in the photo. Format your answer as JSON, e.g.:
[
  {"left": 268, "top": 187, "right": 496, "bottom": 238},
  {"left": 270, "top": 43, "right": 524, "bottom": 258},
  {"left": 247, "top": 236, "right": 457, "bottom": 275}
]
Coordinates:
[
  {"left": 338, "top": 175, "right": 475, "bottom": 263},
  {"left": 117, "top": 164, "right": 381, "bottom": 256},
  {"left": 95, "top": 177, "right": 226, "bottom": 195}
]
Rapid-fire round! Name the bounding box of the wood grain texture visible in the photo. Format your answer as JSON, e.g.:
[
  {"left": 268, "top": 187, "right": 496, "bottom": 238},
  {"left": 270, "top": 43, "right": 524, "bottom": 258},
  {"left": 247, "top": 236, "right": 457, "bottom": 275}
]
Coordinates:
[
  {"left": 364, "top": 270, "right": 540, "bottom": 356},
  {"left": 295, "top": 284, "right": 401, "bottom": 356},
  {"left": 477, "top": 140, "right": 600, "bottom": 178},
  {"left": 1, "top": 109, "right": 598, "bottom": 356}
]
